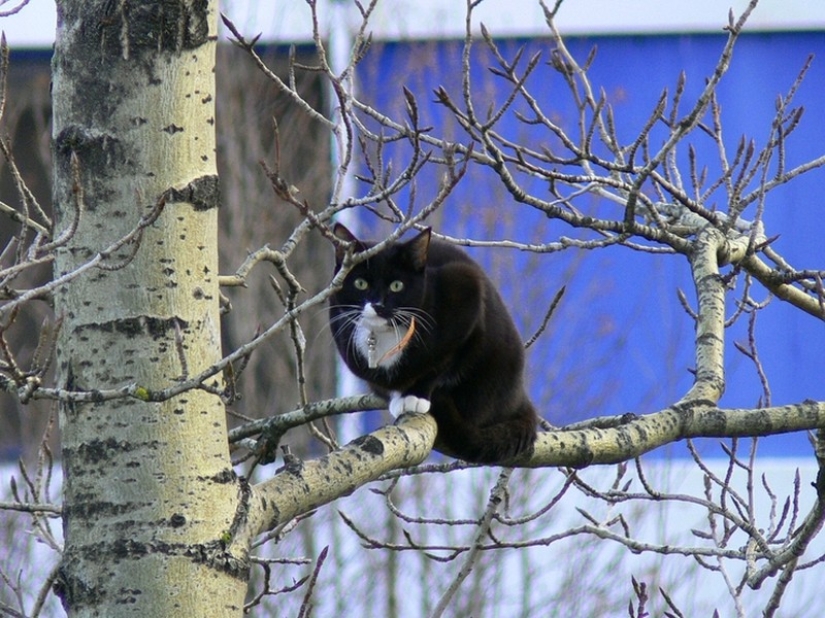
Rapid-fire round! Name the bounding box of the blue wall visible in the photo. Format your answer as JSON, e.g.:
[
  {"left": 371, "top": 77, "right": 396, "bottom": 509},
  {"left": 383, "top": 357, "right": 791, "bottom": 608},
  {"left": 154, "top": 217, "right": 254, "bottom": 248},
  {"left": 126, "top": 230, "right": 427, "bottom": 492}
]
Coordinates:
[{"left": 352, "top": 31, "right": 825, "bottom": 457}]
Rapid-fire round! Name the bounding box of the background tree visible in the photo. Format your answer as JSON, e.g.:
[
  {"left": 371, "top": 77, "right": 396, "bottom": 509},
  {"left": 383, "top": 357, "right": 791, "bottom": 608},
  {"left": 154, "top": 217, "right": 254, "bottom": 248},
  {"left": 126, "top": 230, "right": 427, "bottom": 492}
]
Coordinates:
[{"left": 2, "top": 0, "right": 825, "bottom": 616}]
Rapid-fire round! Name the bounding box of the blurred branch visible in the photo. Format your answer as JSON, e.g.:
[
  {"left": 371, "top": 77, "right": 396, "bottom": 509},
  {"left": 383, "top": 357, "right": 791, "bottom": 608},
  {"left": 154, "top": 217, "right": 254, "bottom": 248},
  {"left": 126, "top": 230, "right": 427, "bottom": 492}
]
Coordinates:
[
  {"left": 430, "top": 469, "right": 512, "bottom": 618},
  {"left": 0, "top": 500, "right": 62, "bottom": 515}
]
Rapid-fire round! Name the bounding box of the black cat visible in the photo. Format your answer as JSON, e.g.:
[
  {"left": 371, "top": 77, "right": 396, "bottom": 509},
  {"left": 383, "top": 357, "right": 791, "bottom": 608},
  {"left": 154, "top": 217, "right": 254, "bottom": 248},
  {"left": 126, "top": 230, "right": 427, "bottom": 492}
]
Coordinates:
[{"left": 329, "top": 223, "right": 538, "bottom": 464}]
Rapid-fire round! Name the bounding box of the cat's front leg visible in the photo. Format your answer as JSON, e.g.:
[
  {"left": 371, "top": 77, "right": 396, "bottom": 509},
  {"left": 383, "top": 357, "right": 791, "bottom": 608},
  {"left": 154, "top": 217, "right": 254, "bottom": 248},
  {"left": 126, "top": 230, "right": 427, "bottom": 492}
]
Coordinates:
[{"left": 388, "top": 391, "right": 431, "bottom": 418}]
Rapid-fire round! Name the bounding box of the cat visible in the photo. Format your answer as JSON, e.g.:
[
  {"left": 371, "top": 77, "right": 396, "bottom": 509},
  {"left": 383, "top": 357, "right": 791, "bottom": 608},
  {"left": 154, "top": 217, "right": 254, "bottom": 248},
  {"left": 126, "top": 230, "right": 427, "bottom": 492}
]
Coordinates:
[{"left": 329, "top": 223, "right": 538, "bottom": 464}]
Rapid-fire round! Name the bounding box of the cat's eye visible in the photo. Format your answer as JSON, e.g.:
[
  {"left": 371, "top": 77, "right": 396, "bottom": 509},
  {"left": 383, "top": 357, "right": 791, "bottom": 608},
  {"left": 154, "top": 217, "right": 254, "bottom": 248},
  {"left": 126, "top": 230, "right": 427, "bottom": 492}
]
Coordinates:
[
  {"left": 353, "top": 278, "right": 369, "bottom": 291},
  {"left": 389, "top": 280, "right": 404, "bottom": 293}
]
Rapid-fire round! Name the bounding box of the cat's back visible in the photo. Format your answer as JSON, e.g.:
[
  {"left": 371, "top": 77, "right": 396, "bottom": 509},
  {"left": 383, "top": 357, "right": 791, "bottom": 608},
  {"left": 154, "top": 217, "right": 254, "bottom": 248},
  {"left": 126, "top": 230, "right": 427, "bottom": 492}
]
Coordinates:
[
  {"left": 426, "top": 237, "right": 520, "bottom": 343},
  {"left": 424, "top": 239, "right": 504, "bottom": 305}
]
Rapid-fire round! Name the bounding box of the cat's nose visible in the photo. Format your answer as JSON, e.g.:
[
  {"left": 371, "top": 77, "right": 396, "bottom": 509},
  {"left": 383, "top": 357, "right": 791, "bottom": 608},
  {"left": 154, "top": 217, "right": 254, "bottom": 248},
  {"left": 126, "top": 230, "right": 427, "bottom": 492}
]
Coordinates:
[
  {"left": 373, "top": 303, "right": 393, "bottom": 318},
  {"left": 366, "top": 302, "right": 392, "bottom": 320}
]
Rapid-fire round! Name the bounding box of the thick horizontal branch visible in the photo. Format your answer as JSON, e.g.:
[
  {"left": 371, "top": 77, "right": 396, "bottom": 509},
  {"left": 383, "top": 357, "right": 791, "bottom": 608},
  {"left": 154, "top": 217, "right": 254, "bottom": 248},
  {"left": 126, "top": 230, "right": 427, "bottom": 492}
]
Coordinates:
[
  {"left": 237, "top": 413, "right": 437, "bottom": 542},
  {"left": 227, "top": 394, "right": 825, "bottom": 547},
  {"left": 236, "top": 393, "right": 824, "bottom": 474},
  {"left": 523, "top": 400, "right": 825, "bottom": 468}
]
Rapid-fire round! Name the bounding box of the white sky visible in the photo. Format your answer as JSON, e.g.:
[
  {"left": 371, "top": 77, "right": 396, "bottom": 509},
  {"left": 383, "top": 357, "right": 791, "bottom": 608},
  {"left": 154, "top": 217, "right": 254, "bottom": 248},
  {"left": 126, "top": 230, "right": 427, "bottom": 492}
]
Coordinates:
[
  {"left": 2, "top": 0, "right": 55, "bottom": 47},
  {"left": 2, "top": 0, "right": 824, "bottom": 49}
]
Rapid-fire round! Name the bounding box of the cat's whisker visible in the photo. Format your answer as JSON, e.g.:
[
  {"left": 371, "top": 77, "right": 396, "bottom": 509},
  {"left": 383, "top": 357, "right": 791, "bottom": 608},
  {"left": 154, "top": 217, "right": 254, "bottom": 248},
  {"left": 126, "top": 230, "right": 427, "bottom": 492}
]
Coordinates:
[
  {"left": 327, "top": 304, "right": 362, "bottom": 320},
  {"left": 398, "top": 307, "right": 434, "bottom": 335},
  {"left": 335, "top": 307, "right": 361, "bottom": 354},
  {"left": 327, "top": 309, "right": 367, "bottom": 357},
  {"left": 386, "top": 310, "right": 427, "bottom": 352},
  {"left": 313, "top": 305, "right": 347, "bottom": 329},
  {"left": 328, "top": 306, "right": 361, "bottom": 325},
  {"left": 328, "top": 314, "right": 358, "bottom": 334}
]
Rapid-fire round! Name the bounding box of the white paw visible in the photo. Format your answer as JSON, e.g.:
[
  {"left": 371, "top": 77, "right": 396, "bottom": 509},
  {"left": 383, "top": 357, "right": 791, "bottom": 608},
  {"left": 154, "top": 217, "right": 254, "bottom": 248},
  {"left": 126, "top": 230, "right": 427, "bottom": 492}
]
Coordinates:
[{"left": 389, "top": 392, "right": 431, "bottom": 418}]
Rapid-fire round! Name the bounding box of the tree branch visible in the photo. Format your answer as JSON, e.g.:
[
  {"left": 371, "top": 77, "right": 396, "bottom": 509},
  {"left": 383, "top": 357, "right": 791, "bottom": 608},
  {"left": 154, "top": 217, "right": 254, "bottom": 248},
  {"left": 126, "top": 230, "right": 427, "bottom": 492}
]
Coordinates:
[
  {"left": 524, "top": 400, "right": 825, "bottom": 468},
  {"left": 231, "top": 413, "right": 437, "bottom": 546}
]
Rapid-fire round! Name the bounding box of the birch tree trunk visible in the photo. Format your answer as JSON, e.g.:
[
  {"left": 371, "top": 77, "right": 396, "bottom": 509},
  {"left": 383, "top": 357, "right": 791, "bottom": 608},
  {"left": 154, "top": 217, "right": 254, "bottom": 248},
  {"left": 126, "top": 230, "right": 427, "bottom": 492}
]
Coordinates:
[{"left": 51, "top": 1, "right": 245, "bottom": 615}]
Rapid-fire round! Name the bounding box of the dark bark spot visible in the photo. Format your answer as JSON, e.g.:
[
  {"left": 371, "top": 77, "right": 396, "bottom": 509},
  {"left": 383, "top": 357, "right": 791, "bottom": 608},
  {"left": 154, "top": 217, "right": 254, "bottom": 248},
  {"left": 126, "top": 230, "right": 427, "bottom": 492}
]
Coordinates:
[
  {"left": 79, "top": 437, "right": 131, "bottom": 463},
  {"left": 97, "top": 0, "right": 212, "bottom": 59},
  {"left": 194, "top": 541, "right": 251, "bottom": 580},
  {"left": 162, "top": 174, "right": 220, "bottom": 211},
  {"left": 353, "top": 434, "right": 384, "bottom": 456},
  {"left": 54, "top": 564, "right": 101, "bottom": 613},
  {"left": 55, "top": 125, "right": 120, "bottom": 158},
  {"left": 54, "top": 126, "right": 126, "bottom": 202},
  {"left": 206, "top": 468, "right": 237, "bottom": 484},
  {"left": 111, "top": 538, "right": 148, "bottom": 560},
  {"left": 77, "top": 315, "right": 189, "bottom": 340}
]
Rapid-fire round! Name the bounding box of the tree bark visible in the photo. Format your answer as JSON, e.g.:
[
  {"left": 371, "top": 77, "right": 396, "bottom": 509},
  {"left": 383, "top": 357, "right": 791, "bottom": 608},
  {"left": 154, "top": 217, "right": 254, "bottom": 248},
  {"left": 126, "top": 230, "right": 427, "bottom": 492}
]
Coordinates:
[{"left": 51, "top": 1, "right": 245, "bottom": 615}]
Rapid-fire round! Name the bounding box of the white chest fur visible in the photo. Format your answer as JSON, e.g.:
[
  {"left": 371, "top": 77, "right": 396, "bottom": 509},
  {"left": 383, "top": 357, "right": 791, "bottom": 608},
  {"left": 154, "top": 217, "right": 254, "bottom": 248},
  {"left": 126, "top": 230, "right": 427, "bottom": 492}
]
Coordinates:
[{"left": 354, "top": 303, "right": 405, "bottom": 369}]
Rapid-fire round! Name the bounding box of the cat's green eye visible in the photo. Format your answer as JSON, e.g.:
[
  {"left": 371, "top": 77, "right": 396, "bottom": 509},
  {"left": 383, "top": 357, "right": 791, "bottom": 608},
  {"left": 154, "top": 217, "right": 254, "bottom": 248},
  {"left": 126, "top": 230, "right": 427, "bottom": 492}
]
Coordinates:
[
  {"left": 353, "top": 278, "right": 369, "bottom": 291},
  {"left": 389, "top": 280, "right": 404, "bottom": 293}
]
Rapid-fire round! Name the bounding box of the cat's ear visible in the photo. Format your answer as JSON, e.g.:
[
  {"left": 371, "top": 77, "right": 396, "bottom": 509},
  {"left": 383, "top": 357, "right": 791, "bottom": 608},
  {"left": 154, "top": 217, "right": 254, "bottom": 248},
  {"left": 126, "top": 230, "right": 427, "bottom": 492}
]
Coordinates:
[
  {"left": 333, "top": 223, "right": 357, "bottom": 243},
  {"left": 406, "top": 228, "right": 431, "bottom": 271},
  {"left": 333, "top": 223, "right": 365, "bottom": 264}
]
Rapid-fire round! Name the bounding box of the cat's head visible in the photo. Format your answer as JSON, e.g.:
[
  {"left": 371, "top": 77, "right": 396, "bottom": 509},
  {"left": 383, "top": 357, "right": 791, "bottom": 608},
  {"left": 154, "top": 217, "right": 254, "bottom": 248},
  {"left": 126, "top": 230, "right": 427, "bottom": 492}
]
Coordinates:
[{"left": 332, "top": 223, "right": 431, "bottom": 319}]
